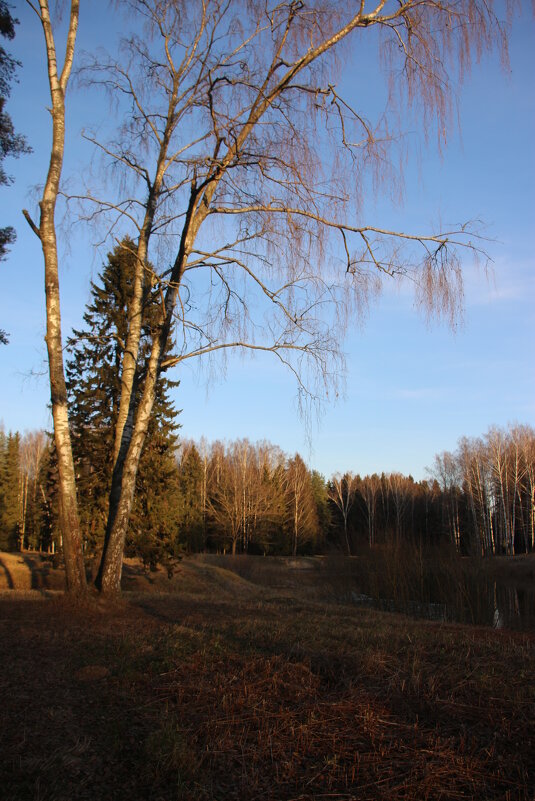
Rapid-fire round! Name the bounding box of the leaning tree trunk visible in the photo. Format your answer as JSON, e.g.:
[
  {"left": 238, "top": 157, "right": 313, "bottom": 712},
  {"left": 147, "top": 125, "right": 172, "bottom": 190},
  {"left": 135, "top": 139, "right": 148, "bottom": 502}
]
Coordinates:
[
  {"left": 25, "top": 0, "right": 86, "bottom": 593},
  {"left": 96, "top": 330, "right": 165, "bottom": 593},
  {"left": 97, "top": 196, "right": 199, "bottom": 593}
]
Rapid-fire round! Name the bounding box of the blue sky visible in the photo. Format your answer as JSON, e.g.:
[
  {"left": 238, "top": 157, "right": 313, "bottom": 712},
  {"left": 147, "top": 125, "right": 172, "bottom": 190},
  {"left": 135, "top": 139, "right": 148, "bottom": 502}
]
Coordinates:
[{"left": 1, "top": 1, "right": 534, "bottom": 480}]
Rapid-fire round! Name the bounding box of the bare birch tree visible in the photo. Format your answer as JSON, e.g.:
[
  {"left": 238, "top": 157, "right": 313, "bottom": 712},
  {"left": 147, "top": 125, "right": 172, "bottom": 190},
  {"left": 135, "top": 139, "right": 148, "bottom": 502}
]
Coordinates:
[
  {"left": 457, "top": 437, "right": 495, "bottom": 554},
  {"left": 208, "top": 439, "right": 283, "bottom": 554},
  {"left": 387, "top": 472, "right": 414, "bottom": 545},
  {"left": 23, "top": 0, "right": 86, "bottom": 592},
  {"left": 18, "top": 430, "right": 47, "bottom": 549},
  {"left": 26, "top": 0, "right": 519, "bottom": 592},
  {"left": 430, "top": 451, "right": 461, "bottom": 550},
  {"left": 285, "top": 454, "right": 319, "bottom": 556},
  {"left": 517, "top": 425, "right": 535, "bottom": 550},
  {"left": 329, "top": 472, "right": 358, "bottom": 555},
  {"left": 487, "top": 427, "right": 514, "bottom": 554},
  {"left": 359, "top": 474, "right": 381, "bottom": 548}
]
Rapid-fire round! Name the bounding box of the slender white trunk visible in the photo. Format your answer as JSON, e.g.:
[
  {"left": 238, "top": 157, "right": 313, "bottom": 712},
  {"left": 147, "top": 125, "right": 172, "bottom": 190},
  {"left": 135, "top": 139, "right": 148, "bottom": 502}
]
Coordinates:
[{"left": 26, "top": 0, "right": 86, "bottom": 592}]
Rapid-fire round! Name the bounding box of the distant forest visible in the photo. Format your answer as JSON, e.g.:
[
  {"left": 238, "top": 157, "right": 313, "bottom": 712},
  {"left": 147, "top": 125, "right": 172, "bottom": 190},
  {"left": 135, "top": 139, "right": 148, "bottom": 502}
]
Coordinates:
[{"left": 1, "top": 422, "right": 533, "bottom": 565}]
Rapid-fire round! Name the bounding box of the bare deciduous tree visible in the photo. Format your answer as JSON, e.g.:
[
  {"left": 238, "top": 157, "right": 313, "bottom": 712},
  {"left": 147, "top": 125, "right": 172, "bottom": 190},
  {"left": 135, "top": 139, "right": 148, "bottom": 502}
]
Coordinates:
[
  {"left": 18, "top": 430, "right": 47, "bottom": 549},
  {"left": 329, "top": 472, "right": 358, "bottom": 555},
  {"left": 456, "top": 437, "right": 495, "bottom": 555},
  {"left": 430, "top": 451, "right": 462, "bottom": 549},
  {"left": 359, "top": 474, "right": 381, "bottom": 548},
  {"left": 23, "top": 0, "right": 86, "bottom": 592},
  {"left": 27, "top": 1, "right": 518, "bottom": 592},
  {"left": 285, "top": 454, "right": 319, "bottom": 556},
  {"left": 207, "top": 439, "right": 283, "bottom": 554},
  {"left": 516, "top": 426, "right": 535, "bottom": 550}
]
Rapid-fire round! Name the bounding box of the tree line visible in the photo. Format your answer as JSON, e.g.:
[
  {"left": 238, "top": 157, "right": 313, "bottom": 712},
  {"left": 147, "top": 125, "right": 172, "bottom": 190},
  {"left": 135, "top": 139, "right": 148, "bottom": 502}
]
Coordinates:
[{"left": 3, "top": 419, "right": 533, "bottom": 562}]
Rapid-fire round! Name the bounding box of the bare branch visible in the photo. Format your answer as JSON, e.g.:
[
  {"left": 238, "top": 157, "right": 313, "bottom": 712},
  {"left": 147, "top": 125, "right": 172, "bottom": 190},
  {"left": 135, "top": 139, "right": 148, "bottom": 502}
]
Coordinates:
[{"left": 22, "top": 209, "right": 41, "bottom": 239}]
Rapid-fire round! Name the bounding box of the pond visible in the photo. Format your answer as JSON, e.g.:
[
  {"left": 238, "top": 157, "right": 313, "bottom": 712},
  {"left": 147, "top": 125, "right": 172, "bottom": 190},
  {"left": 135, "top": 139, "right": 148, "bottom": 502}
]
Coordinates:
[{"left": 350, "top": 576, "right": 535, "bottom": 632}]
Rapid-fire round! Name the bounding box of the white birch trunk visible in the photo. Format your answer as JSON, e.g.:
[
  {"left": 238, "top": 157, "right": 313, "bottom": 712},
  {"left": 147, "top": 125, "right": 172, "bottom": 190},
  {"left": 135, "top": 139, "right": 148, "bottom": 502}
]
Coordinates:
[{"left": 26, "top": 1, "right": 86, "bottom": 592}]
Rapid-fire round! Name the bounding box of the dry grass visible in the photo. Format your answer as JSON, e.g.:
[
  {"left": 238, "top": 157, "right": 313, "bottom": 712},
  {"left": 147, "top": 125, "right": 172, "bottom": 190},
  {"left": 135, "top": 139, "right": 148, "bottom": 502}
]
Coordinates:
[
  {"left": 0, "top": 555, "right": 534, "bottom": 800},
  {"left": 0, "top": 552, "right": 47, "bottom": 591}
]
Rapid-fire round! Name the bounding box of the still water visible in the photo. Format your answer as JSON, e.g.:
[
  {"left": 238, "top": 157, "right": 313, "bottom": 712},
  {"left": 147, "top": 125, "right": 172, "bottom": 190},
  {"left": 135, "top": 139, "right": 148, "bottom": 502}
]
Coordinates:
[{"left": 351, "top": 577, "right": 535, "bottom": 632}]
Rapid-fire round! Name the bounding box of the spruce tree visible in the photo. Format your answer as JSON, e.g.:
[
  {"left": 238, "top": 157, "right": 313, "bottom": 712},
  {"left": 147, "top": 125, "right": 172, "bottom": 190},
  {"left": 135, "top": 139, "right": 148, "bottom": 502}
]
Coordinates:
[
  {"left": 176, "top": 443, "right": 205, "bottom": 552},
  {"left": 65, "top": 239, "right": 182, "bottom": 566},
  {"left": 0, "top": 430, "right": 20, "bottom": 550},
  {"left": 1, "top": 1, "right": 31, "bottom": 266},
  {"left": 310, "top": 470, "right": 330, "bottom": 549},
  {"left": 30, "top": 442, "right": 56, "bottom": 552}
]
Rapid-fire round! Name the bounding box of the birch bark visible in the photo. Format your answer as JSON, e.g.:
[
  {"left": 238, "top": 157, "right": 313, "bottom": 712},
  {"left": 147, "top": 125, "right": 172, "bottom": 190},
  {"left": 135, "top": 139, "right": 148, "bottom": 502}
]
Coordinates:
[{"left": 24, "top": 0, "right": 86, "bottom": 592}]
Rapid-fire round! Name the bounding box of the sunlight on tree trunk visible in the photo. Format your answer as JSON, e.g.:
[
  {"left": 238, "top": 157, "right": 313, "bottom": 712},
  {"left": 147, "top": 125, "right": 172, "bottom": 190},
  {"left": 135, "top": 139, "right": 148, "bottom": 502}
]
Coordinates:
[{"left": 23, "top": 0, "right": 86, "bottom": 594}]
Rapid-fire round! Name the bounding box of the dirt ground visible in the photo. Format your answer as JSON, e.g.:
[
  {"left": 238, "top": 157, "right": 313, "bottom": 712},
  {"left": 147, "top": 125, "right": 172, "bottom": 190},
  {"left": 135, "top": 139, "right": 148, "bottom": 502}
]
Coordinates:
[{"left": 1, "top": 554, "right": 534, "bottom": 800}]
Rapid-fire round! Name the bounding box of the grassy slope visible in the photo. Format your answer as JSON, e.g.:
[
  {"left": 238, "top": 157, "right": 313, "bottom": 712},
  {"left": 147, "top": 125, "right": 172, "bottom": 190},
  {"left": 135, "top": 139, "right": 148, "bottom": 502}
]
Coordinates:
[{"left": 0, "top": 556, "right": 534, "bottom": 800}]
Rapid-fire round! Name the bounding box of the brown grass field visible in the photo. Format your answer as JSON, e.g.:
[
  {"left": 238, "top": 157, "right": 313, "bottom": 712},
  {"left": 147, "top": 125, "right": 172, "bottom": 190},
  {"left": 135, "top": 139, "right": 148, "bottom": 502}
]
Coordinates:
[{"left": 0, "top": 553, "right": 534, "bottom": 800}]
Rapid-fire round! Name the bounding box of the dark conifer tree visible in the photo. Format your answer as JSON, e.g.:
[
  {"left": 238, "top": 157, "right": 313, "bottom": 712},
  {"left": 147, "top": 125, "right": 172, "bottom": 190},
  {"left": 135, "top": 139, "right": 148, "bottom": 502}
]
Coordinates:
[
  {"left": 0, "top": 430, "right": 20, "bottom": 549},
  {"left": 1, "top": 2, "right": 31, "bottom": 343},
  {"left": 310, "top": 470, "right": 330, "bottom": 549},
  {"left": 36, "top": 439, "right": 61, "bottom": 553},
  {"left": 1, "top": 1, "right": 31, "bottom": 255},
  {"left": 65, "top": 239, "right": 182, "bottom": 565},
  {"left": 30, "top": 442, "right": 56, "bottom": 552},
  {"left": 176, "top": 443, "right": 205, "bottom": 552}
]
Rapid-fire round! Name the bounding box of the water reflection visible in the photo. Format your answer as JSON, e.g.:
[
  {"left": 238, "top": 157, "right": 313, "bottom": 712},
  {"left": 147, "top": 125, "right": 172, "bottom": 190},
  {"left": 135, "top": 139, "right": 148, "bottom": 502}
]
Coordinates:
[
  {"left": 350, "top": 577, "right": 535, "bottom": 632},
  {"left": 492, "top": 581, "right": 533, "bottom": 631}
]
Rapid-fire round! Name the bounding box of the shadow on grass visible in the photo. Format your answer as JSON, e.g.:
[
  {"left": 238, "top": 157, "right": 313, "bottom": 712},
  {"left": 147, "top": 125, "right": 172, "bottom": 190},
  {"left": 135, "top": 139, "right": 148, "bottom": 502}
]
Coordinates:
[
  {"left": 0, "top": 556, "right": 14, "bottom": 588},
  {"left": 1, "top": 586, "right": 534, "bottom": 801}
]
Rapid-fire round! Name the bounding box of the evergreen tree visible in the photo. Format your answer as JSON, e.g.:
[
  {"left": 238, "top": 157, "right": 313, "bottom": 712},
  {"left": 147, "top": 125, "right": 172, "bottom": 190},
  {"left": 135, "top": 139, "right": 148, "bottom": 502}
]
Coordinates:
[
  {"left": 176, "top": 443, "right": 205, "bottom": 552},
  {"left": 31, "top": 439, "right": 60, "bottom": 553},
  {"left": 0, "top": 430, "right": 20, "bottom": 550},
  {"left": 65, "top": 239, "right": 182, "bottom": 565},
  {"left": 310, "top": 470, "right": 330, "bottom": 550},
  {"left": 29, "top": 441, "right": 56, "bottom": 552},
  {"left": 1, "top": 1, "right": 32, "bottom": 342},
  {"left": 1, "top": 1, "right": 31, "bottom": 264}
]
